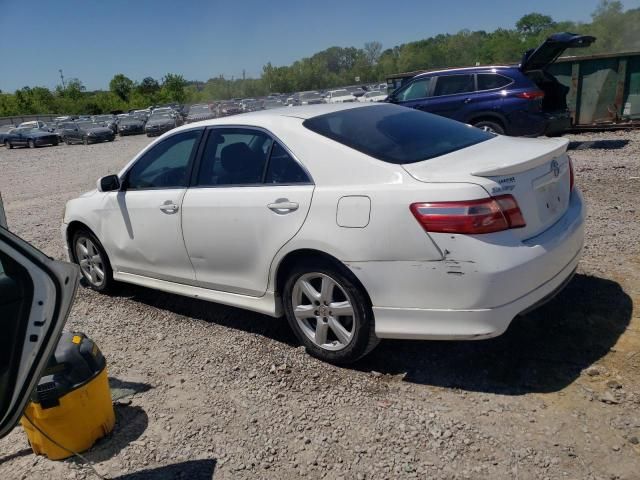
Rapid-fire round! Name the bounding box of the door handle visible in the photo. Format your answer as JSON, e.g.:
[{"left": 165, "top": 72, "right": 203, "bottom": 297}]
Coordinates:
[
  {"left": 267, "top": 200, "right": 299, "bottom": 214},
  {"left": 159, "top": 202, "right": 179, "bottom": 214},
  {"left": 463, "top": 98, "right": 472, "bottom": 104}
]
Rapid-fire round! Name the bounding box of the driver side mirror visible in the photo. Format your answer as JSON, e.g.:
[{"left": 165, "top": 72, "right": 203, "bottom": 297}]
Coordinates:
[{"left": 97, "top": 175, "right": 120, "bottom": 192}]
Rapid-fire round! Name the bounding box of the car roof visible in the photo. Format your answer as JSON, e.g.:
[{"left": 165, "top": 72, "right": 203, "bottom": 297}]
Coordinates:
[
  {"left": 184, "top": 103, "right": 371, "bottom": 127},
  {"left": 414, "top": 65, "right": 517, "bottom": 78}
]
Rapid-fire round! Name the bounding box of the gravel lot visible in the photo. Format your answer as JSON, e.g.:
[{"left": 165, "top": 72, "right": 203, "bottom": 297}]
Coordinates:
[{"left": 0, "top": 130, "right": 638, "bottom": 480}]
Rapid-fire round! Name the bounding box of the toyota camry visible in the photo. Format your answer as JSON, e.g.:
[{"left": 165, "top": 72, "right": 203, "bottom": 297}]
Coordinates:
[{"left": 62, "top": 103, "right": 584, "bottom": 363}]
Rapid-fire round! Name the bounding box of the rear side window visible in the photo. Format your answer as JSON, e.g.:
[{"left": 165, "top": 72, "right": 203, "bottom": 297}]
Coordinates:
[
  {"left": 477, "top": 73, "right": 512, "bottom": 91},
  {"left": 196, "top": 128, "right": 272, "bottom": 186},
  {"left": 264, "top": 143, "right": 310, "bottom": 184},
  {"left": 433, "top": 74, "right": 474, "bottom": 96},
  {"left": 303, "top": 104, "right": 494, "bottom": 164}
]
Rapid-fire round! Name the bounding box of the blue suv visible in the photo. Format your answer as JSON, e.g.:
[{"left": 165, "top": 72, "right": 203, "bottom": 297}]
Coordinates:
[{"left": 388, "top": 33, "right": 595, "bottom": 136}]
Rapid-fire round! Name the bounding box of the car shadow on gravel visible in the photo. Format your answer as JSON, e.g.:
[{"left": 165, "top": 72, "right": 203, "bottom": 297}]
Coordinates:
[
  {"left": 110, "top": 284, "right": 298, "bottom": 346},
  {"left": 353, "top": 274, "right": 633, "bottom": 394},
  {"left": 70, "top": 404, "right": 148, "bottom": 464},
  {"left": 112, "top": 459, "right": 216, "bottom": 479},
  {"left": 568, "top": 139, "right": 629, "bottom": 150}
]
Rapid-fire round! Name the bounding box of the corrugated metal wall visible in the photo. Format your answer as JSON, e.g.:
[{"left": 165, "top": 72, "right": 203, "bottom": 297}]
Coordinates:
[{"left": 548, "top": 52, "right": 640, "bottom": 127}]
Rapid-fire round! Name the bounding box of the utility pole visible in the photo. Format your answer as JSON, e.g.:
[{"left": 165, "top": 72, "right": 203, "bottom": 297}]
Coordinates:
[{"left": 59, "top": 69, "right": 66, "bottom": 88}]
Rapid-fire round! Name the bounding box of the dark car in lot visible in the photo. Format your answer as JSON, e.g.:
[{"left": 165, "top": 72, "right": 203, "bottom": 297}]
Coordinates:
[
  {"left": 117, "top": 116, "right": 146, "bottom": 136},
  {"left": 93, "top": 114, "right": 119, "bottom": 134},
  {"left": 144, "top": 111, "right": 181, "bottom": 137},
  {"left": 4, "top": 127, "right": 59, "bottom": 148},
  {"left": 387, "top": 32, "right": 595, "bottom": 136},
  {"left": 185, "top": 103, "right": 215, "bottom": 123},
  {"left": 60, "top": 121, "right": 115, "bottom": 145}
]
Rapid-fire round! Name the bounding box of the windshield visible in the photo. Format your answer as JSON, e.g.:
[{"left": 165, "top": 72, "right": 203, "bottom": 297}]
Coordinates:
[
  {"left": 77, "top": 122, "right": 99, "bottom": 129},
  {"left": 331, "top": 90, "right": 349, "bottom": 97},
  {"left": 303, "top": 104, "right": 494, "bottom": 164},
  {"left": 149, "top": 113, "right": 172, "bottom": 120}
]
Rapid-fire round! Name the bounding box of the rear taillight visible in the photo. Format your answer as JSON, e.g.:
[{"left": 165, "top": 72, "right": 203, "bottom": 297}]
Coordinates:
[
  {"left": 516, "top": 90, "right": 545, "bottom": 100},
  {"left": 569, "top": 158, "right": 575, "bottom": 191},
  {"left": 410, "top": 194, "right": 526, "bottom": 234}
]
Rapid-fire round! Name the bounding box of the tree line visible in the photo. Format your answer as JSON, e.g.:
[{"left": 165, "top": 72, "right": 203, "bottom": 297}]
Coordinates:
[{"left": 0, "top": 1, "right": 637, "bottom": 116}]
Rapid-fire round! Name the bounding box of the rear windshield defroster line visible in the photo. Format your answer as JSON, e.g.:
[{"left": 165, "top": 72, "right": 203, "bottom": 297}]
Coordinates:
[{"left": 302, "top": 104, "right": 494, "bottom": 165}]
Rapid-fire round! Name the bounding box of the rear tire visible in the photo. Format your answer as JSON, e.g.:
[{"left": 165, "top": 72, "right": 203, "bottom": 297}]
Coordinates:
[
  {"left": 283, "top": 260, "right": 379, "bottom": 364},
  {"left": 473, "top": 120, "right": 505, "bottom": 135},
  {"left": 4, "top": 141, "right": 12, "bottom": 149},
  {"left": 71, "top": 229, "right": 114, "bottom": 293},
  {"left": 28, "top": 139, "right": 35, "bottom": 148}
]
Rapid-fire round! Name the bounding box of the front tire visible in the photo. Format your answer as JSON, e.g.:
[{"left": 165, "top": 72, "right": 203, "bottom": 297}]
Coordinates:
[
  {"left": 72, "top": 229, "right": 114, "bottom": 293},
  {"left": 4, "top": 141, "right": 12, "bottom": 149},
  {"left": 283, "top": 261, "right": 379, "bottom": 364},
  {"left": 28, "top": 139, "right": 35, "bottom": 148},
  {"left": 83, "top": 137, "right": 89, "bottom": 145}
]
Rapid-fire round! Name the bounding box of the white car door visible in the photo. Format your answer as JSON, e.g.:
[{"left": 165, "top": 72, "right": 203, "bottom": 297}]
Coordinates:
[
  {"left": 181, "top": 127, "right": 314, "bottom": 296},
  {"left": 0, "top": 223, "right": 79, "bottom": 438},
  {"left": 99, "top": 129, "right": 203, "bottom": 283}
]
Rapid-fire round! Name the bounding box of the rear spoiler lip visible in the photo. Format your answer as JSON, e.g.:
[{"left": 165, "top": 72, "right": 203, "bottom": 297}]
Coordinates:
[{"left": 471, "top": 138, "right": 569, "bottom": 177}]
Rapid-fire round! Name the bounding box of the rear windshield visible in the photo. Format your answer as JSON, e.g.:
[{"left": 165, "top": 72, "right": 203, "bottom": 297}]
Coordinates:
[{"left": 302, "top": 104, "right": 494, "bottom": 164}]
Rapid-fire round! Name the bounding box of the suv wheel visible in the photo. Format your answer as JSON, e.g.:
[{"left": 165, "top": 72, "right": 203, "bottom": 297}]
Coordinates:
[
  {"left": 283, "top": 261, "right": 379, "bottom": 364},
  {"left": 473, "top": 120, "right": 505, "bottom": 135}
]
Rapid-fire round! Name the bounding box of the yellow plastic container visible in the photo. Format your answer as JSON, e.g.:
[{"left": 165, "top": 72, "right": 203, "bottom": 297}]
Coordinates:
[{"left": 20, "top": 333, "right": 115, "bottom": 460}]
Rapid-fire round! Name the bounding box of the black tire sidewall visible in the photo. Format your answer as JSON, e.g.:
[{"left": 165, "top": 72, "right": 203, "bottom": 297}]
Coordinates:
[
  {"left": 71, "top": 229, "right": 114, "bottom": 293},
  {"left": 283, "top": 261, "right": 377, "bottom": 364}
]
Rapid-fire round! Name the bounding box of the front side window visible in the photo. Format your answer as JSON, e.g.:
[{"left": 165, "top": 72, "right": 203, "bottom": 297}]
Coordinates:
[
  {"left": 196, "top": 128, "right": 272, "bottom": 187},
  {"left": 394, "top": 78, "right": 431, "bottom": 102},
  {"left": 126, "top": 129, "right": 200, "bottom": 190},
  {"left": 433, "top": 74, "right": 475, "bottom": 96}
]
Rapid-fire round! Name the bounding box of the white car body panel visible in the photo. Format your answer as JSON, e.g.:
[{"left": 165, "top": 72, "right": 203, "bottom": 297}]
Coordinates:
[
  {"left": 181, "top": 185, "right": 314, "bottom": 296},
  {"left": 63, "top": 104, "right": 585, "bottom": 342}
]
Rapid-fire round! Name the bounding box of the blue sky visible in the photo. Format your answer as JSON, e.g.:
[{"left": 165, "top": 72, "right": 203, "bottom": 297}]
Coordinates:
[{"left": 0, "top": 0, "right": 638, "bottom": 91}]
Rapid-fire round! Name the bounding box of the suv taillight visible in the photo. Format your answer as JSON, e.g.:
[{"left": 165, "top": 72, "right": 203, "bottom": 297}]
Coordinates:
[
  {"left": 410, "top": 195, "right": 526, "bottom": 234},
  {"left": 516, "top": 90, "right": 545, "bottom": 100}
]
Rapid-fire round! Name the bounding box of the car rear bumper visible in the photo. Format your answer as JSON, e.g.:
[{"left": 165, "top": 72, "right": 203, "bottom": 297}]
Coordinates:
[{"left": 349, "top": 189, "right": 585, "bottom": 340}]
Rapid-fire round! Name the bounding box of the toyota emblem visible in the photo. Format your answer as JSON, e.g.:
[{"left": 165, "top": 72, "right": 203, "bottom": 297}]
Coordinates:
[{"left": 550, "top": 160, "right": 560, "bottom": 178}]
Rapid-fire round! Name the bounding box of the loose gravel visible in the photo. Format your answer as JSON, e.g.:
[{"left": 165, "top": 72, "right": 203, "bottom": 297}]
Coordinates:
[{"left": 0, "top": 130, "right": 638, "bottom": 480}]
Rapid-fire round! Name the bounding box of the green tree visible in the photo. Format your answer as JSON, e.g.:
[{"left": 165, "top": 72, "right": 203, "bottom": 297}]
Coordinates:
[
  {"left": 161, "top": 73, "right": 187, "bottom": 102},
  {"left": 516, "top": 13, "right": 555, "bottom": 36},
  {"left": 109, "top": 74, "right": 134, "bottom": 102},
  {"left": 137, "top": 77, "right": 160, "bottom": 96},
  {"left": 364, "top": 41, "right": 383, "bottom": 66}
]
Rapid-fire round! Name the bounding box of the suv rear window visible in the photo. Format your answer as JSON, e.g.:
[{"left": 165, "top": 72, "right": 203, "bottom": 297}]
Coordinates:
[{"left": 302, "top": 104, "right": 494, "bottom": 164}]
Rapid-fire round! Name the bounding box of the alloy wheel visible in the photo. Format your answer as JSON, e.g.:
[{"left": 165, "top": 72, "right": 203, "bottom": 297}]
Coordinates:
[
  {"left": 75, "top": 236, "right": 106, "bottom": 287},
  {"left": 291, "top": 272, "right": 356, "bottom": 351}
]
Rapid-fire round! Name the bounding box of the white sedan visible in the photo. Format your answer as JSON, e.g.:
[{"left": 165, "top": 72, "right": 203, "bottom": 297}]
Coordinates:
[
  {"left": 358, "top": 90, "right": 388, "bottom": 102},
  {"left": 62, "top": 104, "right": 584, "bottom": 363},
  {"left": 324, "top": 89, "right": 357, "bottom": 104}
]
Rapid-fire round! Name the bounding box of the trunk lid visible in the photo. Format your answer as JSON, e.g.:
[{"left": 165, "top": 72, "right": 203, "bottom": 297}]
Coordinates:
[
  {"left": 520, "top": 32, "right": 595, "bottom": 72},
  {"left": 402, "top": 135, "right": 572, "bottom": 240}
]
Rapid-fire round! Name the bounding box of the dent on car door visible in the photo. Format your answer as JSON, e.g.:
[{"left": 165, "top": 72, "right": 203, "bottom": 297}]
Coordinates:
[
  {"left": 181, "top": 128, "right": 314, "bottom": 296},
  {"left": 0, "top": 225, "right": 79, "bottom": 438},
  {"left": 100, "top": 129, "right": 202, "bottom": 283}
]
